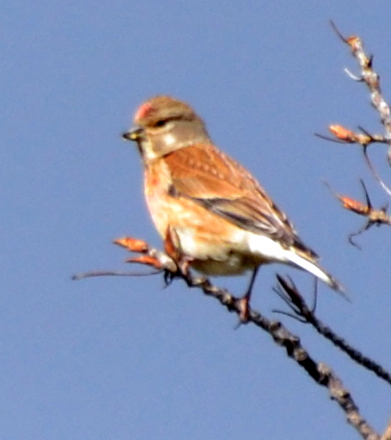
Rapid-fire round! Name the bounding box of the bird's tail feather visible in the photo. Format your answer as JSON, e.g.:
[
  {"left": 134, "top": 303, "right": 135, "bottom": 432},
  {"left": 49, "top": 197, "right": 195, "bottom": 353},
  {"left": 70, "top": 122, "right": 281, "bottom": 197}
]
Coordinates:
[{"left": 285, "top": 250, "right": 347, "bottom": 298}]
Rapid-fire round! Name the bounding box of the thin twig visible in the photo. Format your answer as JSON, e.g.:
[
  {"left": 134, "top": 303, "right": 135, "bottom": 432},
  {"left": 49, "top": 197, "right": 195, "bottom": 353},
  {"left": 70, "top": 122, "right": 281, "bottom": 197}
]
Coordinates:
[
  {"left": 324, "top": 179, "right": 391, "bottom": 247},
  {"left": 328, "top": 22, "right": 391, "bottom": 196},
  {"left": 362, "top": 147, "right": 391, "bottom": 197},
  {"left": 381, "top": 419, "right": 391, "bottom": 440},
  {"left": 275, "top": 275, "right": 391, "bottom": 387},
  {"left": 72, "top": 269, "right": 161, "bottom": 280}
]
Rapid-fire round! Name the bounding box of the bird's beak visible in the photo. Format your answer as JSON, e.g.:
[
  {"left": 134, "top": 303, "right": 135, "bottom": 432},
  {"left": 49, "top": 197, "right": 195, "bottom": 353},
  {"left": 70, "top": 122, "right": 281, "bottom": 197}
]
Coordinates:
[{"left": 122, "top": 127, "right": 143, "bottom": 142}]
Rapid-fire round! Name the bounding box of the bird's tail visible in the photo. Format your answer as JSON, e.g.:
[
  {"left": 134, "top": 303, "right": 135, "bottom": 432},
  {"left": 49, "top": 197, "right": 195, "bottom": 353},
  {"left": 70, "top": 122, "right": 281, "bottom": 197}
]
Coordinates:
[{"left": 285, "top": 249, "right": 346, "bottom": 297}]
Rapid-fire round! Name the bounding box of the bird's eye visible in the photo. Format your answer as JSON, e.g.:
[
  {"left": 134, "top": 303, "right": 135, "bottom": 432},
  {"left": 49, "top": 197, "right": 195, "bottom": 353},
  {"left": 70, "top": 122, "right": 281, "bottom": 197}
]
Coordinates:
[{"left": 154, "top": 120, "right": 167, "bottom": 127}]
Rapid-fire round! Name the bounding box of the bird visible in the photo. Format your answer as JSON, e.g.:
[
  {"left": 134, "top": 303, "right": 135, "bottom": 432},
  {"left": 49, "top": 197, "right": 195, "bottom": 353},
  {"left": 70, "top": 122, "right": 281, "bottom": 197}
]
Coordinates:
[{"left": 122, "top": 95, "right": 343, "bottom": 320}]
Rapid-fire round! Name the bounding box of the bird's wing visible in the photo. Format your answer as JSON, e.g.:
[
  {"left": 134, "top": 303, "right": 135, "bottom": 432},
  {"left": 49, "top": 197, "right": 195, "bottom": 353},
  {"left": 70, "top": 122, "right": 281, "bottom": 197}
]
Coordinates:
[{"left": 163, "top": 143, "right": 317, "bottom": 257}]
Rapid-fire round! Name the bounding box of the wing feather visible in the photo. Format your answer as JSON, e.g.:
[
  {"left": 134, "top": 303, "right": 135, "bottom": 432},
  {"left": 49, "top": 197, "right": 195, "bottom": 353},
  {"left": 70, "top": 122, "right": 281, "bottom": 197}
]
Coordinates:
[{"left": 164, "top": 144, "right": 317, "bottom": 258}]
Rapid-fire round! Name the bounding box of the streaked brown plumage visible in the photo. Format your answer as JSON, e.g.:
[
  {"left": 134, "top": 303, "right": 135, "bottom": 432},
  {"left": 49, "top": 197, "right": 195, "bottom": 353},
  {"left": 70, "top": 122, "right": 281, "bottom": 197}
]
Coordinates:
[{"left": 123, "top": 95, "right": 343, "bottom": 318}]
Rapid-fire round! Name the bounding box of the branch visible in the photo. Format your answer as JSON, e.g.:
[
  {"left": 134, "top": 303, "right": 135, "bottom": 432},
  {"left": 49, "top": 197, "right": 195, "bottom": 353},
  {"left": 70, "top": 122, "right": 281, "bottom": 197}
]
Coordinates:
[
  {"left": 73, "top": 236, "right": 381, "bottom": 440},
  {"left": 274, "top": 275, "right": 391, "bottom": 386},
  {"left": 324, "top": 180, "right": 391, "bottom": 248},
  {"left": 330, "top": 20, "right": 391, "bottom": 142},
  {"left": 317, "top": 23, "right": 391, "bottom": 198},
  {"left": 381, "top": 419, "right": 391, "bottom": 440}
]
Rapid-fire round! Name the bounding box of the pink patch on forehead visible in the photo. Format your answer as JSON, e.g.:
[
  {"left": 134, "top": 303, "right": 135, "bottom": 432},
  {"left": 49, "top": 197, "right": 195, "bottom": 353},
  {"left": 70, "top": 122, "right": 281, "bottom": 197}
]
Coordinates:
[{"left": 135, "top": 102, "right": 153, "bottom": 121}]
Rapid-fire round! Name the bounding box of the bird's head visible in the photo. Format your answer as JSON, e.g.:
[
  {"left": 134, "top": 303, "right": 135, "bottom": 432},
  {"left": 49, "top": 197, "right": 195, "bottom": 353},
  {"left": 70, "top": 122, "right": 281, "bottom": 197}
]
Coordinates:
[{"left": 123, "top": 95, "right": 210, "bottom": 162}]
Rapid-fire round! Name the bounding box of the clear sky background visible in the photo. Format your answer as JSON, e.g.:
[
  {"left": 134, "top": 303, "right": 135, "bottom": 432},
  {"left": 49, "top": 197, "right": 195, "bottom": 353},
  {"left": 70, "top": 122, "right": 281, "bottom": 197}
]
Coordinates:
[{"left": 2, "top": 2, "right": 391, "bottom": 439}]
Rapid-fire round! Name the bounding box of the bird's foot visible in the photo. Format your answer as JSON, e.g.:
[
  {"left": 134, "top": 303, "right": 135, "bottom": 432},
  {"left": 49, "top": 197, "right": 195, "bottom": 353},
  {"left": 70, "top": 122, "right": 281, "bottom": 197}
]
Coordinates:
[{"left": 236, "top": 295, "right": 250, "bottom": 325}]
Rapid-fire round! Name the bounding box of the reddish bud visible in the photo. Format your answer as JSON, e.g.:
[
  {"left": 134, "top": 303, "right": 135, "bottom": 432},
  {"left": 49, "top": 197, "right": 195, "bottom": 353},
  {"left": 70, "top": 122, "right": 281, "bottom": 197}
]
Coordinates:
[
  {"left": 329, "top": 125, "right": 356, "bottom": 142},
  {"left": 113, "top": 237, "right": 149, "bottom": 253},
  {"left": 346, "top": 36, "right": 361, "bottom": 50},
  {"left": 125, "top": 255, "right": 163, "bottom": 269},
  {"left": 338, "top": 196, "right": 369, "bottom": 215}
]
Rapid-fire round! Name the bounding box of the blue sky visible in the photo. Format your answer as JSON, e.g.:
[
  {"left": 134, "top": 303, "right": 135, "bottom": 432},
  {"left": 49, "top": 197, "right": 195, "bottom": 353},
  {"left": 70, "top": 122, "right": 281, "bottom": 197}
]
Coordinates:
[{"left": 2, "top": 2, "right": 391, "bottom": 439}]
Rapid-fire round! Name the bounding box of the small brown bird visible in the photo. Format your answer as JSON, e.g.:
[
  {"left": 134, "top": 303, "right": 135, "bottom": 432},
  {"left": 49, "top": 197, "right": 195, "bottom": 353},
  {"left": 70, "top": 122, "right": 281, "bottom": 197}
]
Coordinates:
[{"left": 123, "top": 95, "right": 343, "bottom": 318}]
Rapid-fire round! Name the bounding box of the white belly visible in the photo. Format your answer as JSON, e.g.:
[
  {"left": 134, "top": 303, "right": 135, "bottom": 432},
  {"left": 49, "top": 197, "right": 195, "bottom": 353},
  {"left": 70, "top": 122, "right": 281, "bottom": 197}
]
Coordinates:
[{"left": 176, "top": 228, "right": 272, "bottom": 276}]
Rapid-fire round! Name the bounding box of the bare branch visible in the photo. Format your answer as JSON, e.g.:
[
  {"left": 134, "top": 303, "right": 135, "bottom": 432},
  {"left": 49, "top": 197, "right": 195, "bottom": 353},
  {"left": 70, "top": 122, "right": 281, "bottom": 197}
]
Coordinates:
[
  {"left": 73, "top": 236, "right": 386, "bottom": 440},
  {"left": 381, "top": 419, "right": 391, "bottom": 440},
  {"left": 320, "top": 23, "right": 391, "bottom": 200},
  {"left": 324, "top": 180, "right": 391, "bottom": 247},
  {"left": 72, "top": 269, "right": 161, "bottom": 280},
  {"left": 275, "top": 275, "right": 391, "bottom": 387}
]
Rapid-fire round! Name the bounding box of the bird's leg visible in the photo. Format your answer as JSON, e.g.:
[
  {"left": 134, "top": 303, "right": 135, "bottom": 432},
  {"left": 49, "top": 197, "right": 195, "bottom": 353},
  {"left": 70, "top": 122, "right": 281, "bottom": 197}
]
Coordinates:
[
  {"left": 164, "top": 227, "right": 193, "bottom": 276},
  {"left": 237, "top": 267, "right": 260, "bottom": 322}
]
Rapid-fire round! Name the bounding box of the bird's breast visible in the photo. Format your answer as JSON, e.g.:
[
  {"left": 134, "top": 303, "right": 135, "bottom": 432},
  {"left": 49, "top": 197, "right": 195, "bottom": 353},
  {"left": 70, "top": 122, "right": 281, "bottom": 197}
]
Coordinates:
[
  {"left": 143, "top": 160, "right": 174, "bottom": 238},
  {"left": 142, "top": 159, "right": 267, "bottom": 275}
]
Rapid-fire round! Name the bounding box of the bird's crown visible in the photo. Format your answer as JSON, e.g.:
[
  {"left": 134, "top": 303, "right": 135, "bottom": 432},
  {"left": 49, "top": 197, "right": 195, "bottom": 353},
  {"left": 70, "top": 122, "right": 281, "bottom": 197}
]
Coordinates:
[{"left": 134, "top": 95, "right": 199, "bottom": 127}]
